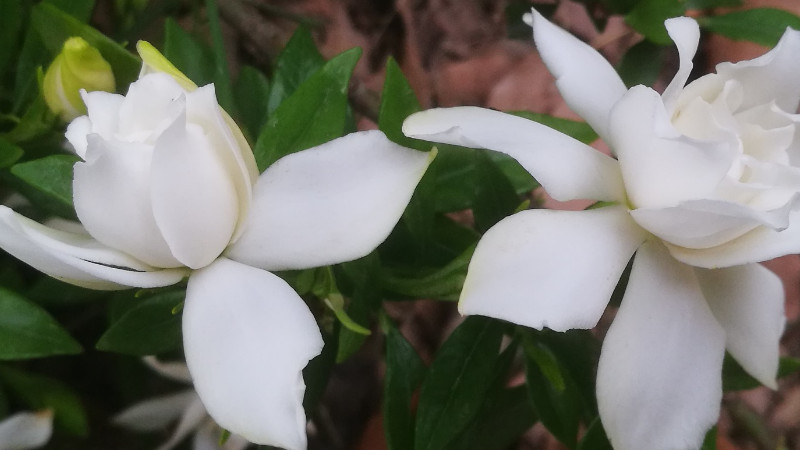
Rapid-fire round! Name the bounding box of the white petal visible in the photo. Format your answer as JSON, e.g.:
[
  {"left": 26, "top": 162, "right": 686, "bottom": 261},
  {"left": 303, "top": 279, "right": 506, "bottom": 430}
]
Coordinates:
[
  {"left": 662, "top": 17, "right": 700, "bottom": 111},
  {"left": 667, "top": 208, "right": 800, "bottom": 268},
  {"left": 185, "top": 85, "right": 258, "bottom": 240},
  {"left": 151, "top": 114, "right": 238, "bottom": 269},
  {"left": 156, "top": 395, "right": 208, "bottom": 450},
  {"left": 597, "top": 240, "right": 725, "bottom": 450},
  {"left": 610, "top": 85, "right": 735, "bottom": 209},
  {"left": 117, "top": 73, "right": 186, "bottom": 144},
  {"left": 142, "top": 356, "right": 193, "bottom": 384},
  {"left": 64, "top": 116, "right": 91, "bottom": 158},
  {"left": 0, "top": 206, "right": 187, "bottom": 290},
  {"left": 631, "top": 196, "right": 796, "bottom": 249},
  {"left": 696, "top": 264, "right": 785, "bottom": 388},
  {"left": 402, "top": 107, "right": 625, "bottom": 203},
  {"left": 113, "top": 390, "right": 198, "bottom": 432},
  {"left": 0, "top": 410, "right": 53, "bottom": 450},
  {"left": 227, "top": 130, "right": 432, "bottom": 270},
  {"left": 460, "top": 206, "right": 646, "bottom": 331},
  {"left": 81, "top": 90, "right": 124, "bottom": 140},
  {"left": 527, "top": 9, "right": 627, "bottom": 140},
  {"left": 714, "top": 27, "right": 800, "bottom": 113},
  {"left": 183, "top": 258, "right": 324, "bottom": 449}
]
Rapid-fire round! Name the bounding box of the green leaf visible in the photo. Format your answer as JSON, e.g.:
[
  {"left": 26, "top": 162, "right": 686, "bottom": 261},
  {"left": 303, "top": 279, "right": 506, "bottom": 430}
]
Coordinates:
[
  {"left": 0, "top": 287, "right": 82, "bottom": 359},
  {"left": 0, "top": 138, "right": 23, "bottom": 168},
  {"left": 617, "top": 40, "right": 666, "bottom": 88},
  {"left": 0, "top": 0, "right": 23, "bottom": 80},
  {"left": 473, "top": 150, "right": 521, "bottom": 233},
  {"left": 204, "top": 0, "right": 234, "bottom": 114},
  {"left": 698, "top": 8, "right": 800, "bottom": 47},
  {"left": 383, "top": 320, "right": 427, "bottom": 450},
  {"left": 415, "top": 316, "right": 504, "bottom": 450},
  {"left": 625, "top": 0, "right": 686, "bottom": 45},
  {"left": 47, "top": 0, "right": 95, "bottom": 22},
  {"left": 267, "top": 27, "right": 325, "bottom": 115},
  {"left": 10, "top": 154, "right": 78, "bottom": 217},
  {"left": 31, "top": 2, "right": 140, "bottom": 89},
  {"left": 577, "top": 417, "right": 612, "bottom": 450},
  {"left": 687, "top": 0, "right": 742, "bottom": 8},
  {"left": 96, "top": 291, "right": 184, "bottom": 356},
  {"left": 0, "top": 366, "right": 88, "bottom": 436},
  {"left": 382, "top": 244, "right": 474, "bottom": 300},
  {"left": 722, "top": 354, "right": 800, "bottom": 391},
  {"left": 163, "top": 18, "right": 215, "bottom": 87},
  {"left": 234, "top": 66, "right": 270, "bottom": 139},
  {"left": 701, "top": 426, "right": 717, "bottom": 450},
  {"left": 253, "top": 48, "right": 361, "bottom": 171},
  {"left": 335, "top": 253, "right": 382, "bottom": 362}
]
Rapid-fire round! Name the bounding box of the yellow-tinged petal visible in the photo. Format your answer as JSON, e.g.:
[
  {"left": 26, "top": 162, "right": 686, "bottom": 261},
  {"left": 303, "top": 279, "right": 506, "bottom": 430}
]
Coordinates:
[{"left": 136, "top": 40, "right": 197, "bottom": 91}]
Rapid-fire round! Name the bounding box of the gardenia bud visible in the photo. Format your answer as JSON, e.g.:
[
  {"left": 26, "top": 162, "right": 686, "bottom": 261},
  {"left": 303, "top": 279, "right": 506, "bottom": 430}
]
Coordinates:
[{"left": 42, "top": 37, "right": 115, "bottom": 122}]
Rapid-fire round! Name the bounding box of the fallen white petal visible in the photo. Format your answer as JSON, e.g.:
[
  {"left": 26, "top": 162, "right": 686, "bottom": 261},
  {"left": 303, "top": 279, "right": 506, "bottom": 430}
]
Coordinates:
[
  {"left": 183, "top": 258, "right": 324, "bottom": 449},
  {"left": 156, "top": 395, "right": 209, "bottom": 450},
  {"left": 0, "top": 206, "right": 187, "bottom": 290},
  {"left": 528, "top": 9, "right": 627, "bottom": 140},
  {"left": 227, "top": 130, "right": 432, "bottom": 270},
  {"left": 696, "top": 264, "right": 785, "bottom": 388},
  {"left": 597, "top": 240, "right": 725, "bottom": 450},
  {"left": 402, "top": 107, "right": 625, "bottom": 203},
  {"left": 113, "top": 390, "right": 198, "bottom": 432},
  {"left": 460, "top": 206, "right": 646, "bottom": 331},
  {"left": 0, "top": 410, "right": 53, "bottom": 450},
  {"left": 151, "top": 112, "right": 238, "bottom": 269}
]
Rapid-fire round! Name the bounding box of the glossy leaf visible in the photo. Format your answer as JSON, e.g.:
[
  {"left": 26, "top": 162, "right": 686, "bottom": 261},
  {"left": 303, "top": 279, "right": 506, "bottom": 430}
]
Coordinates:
[
  {"left": 473, "top": 150, "right": 521, "bottom": 233},
  {"left": 163, "top": 18, "right": 214, "bottom": 87},
  {"left": 234, "top": 65, "right": 270, "bottom": 140},
  {"left": 382, "top": 244, "right": 474, "bottom": 300},
  {"left": 698, "top": 8, "right": 800, "bottom": 47},
  {"left": 625, "top": 0, "right": 686, "bottom": 45},
  {"left": 253, "top": 48, "right": 361, "bottom": 171},
  {"left": 0, "top": 138, "right": 23, "bottom": 168},
  {"left": 617, "top": 40, "right": 666, "bottom": 88},
  {"left": 577, "top": 417, "right": 612, "bottom": 450},
  {"left": 383, "top": 321, "right": 426, "bottom": 450},
  {"left": 0, "top": 287, "right": 81, "bottom": 359},
  {"left": 10, "top": 154, "right": 78, "bottom": 217},
  {"left": 335, "top": 253, "right": 382, "bottom": 363},
  {"left": 415, "top": 316, "right": 504, "bottom": 450},
  {"left": 96, "top": 291, "right": 184, "bottom": 356},
  {"left": 266, "top": 26, "right": 325, "bottom": 115}
]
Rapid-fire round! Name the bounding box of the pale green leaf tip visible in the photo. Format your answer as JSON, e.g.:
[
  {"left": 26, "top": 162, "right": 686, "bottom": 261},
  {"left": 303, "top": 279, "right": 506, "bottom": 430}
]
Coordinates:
[{"left": 324, "top": 298, "right": 372, "bottom": 335}]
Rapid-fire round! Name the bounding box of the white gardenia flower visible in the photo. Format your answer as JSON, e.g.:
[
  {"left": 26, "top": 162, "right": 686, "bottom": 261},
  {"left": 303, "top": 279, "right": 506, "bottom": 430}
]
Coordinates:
[
  {"left": 0, "top": 43, "right": 433, "bottom": 450},
  {"left": 403, "top": 10, "right": 800, "bottom": 450}
]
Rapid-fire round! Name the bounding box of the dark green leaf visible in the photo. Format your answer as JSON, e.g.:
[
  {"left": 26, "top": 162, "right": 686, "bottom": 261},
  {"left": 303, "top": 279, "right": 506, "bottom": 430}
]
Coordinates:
[
  {"left": 723, "top": 354, "right": 800, "bottom": 391},
  {"left": 473, "top": 150, "right": 521, "bottom": 233},
  {"left": 267, "top": 27, "right": 325, "bottom": 115},
  {"left": 383, "top": 321, "right": 427, "bottom": 450},
  {"left": 382, "top": 244, "right": 474, "bottom": 300},
  {"left": 446, "top": 386, "right": 537, "bottom": 450},
  {"left": 0, "top": 0, "right": 23, "bottom": 80},
  {"left": 698, "top": 8, "right": 800, "bottom": 47},
  {"left": 253, "top": 48, "right": 361, "bottom": 171},
  {"left": 577, "top": 417, "right": 612, "bottom": 450},
  {"left": 0, "top": 287, "right": 82, "bottom": 359},
  {"left": 415, "top": 316, "right": 504, "bottom": 450},
  {"left": 687, "top": 0, "right": 742, "bottom": 8},
  {"left": 0, "top": 366, "right": 88, "bottom": 436},
  {"left": 0, "top": 138, "right": 23, "bottom": 168},
  {"left": 10, "top": 154, "right": 78, "bottom": 217},
  {"left": 47, "top": 0, "right": 95, "bottom": 22},
  {"left": 96, "top": 291, "right": 184, "bottom": 356},
  {"left": 303, "top": 329, "right": 337, "bottom": 412},
  {"left": 163, "top": 18, "right": 215, "bottom": 87},
  {"left": 617, "top": 40, "right": 666, "bottom": 88},
  {"left": 336, "top": 253, "right": 382, "bottom": 362},
  {"left": 625, "top": 0, "right": 686, "bottom": 45},
  {"left": 204, "top": 0, "right": 234, "bottom": 113},
  {"left": 234, "top": 66, "right": 270, "bottom": 140},
  {"left": 701, "top": 426, "right": 717, "bottom": 450},
  {"left": 31, "top": 2, "right": 140, "bottom": 89}
]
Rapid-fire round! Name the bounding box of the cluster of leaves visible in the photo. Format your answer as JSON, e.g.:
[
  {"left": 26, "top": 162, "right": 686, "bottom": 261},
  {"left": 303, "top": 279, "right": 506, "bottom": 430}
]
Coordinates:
[{"left": 0, "top": 0, "right": 800, "bottom": 448}]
